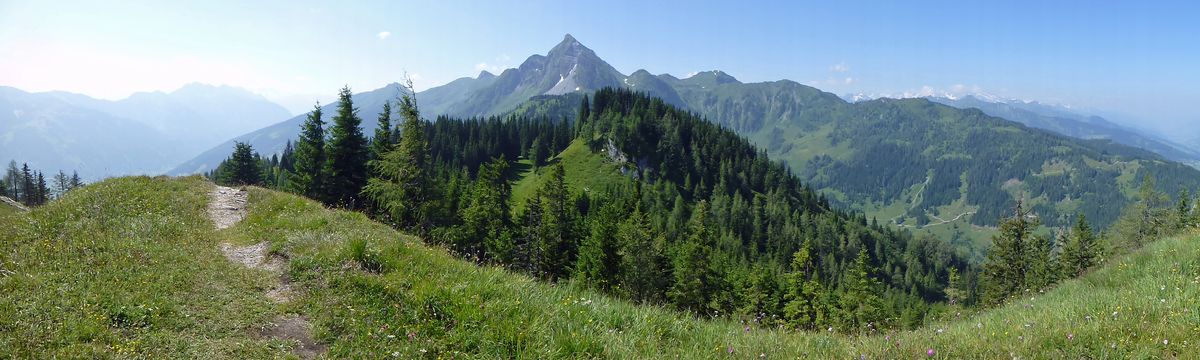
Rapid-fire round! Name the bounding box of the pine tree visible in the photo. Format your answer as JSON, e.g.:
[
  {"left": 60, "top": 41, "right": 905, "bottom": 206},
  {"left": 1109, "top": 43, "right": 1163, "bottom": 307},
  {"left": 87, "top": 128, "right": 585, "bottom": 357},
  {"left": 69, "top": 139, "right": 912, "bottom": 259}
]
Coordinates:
[
  {"left": 364, "top": 91, "right": 430, "bottom": 231},
  {"left": 1059, "top": 214, "right": 1098, "bottom": 278},
  {"left": 324, "top": 86, "right": 369, "bottom": 208},
  {"left": 369, "top": 101, "right": 393, "bottom": 163},
  {"left": 617, "top": 208, "right": 670, "bottom": 303},
  {"left": 225, "top": 142, "right": 262, "bottom": 186},
  {"left": 669, "top": 200, "right": 721, "bottom": 314},
  {"left": 980, "top": 201, "right": 1038, "bottom": 305},
  {"left": 290, "top": 103, "right": 327, "bottom": 201},
  {"left": 576, "top": 201, "right": 622, "bottom": 291},
  {"left": 783, "top": 240, "right": 827, "bottom": 330}
]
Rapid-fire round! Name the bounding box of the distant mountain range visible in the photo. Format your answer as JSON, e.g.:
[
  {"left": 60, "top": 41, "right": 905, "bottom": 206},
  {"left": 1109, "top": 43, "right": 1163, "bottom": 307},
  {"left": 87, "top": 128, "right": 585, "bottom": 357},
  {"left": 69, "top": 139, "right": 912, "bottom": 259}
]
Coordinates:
[
  {"left": 842, "top": 93, "right": 1200, "bottom": 166},
  {"left": 0, "top": 84, "right": 289, "bottom": 178},
  {"left": 175, "top": 35, "right": 1200, "bottom": 240}
]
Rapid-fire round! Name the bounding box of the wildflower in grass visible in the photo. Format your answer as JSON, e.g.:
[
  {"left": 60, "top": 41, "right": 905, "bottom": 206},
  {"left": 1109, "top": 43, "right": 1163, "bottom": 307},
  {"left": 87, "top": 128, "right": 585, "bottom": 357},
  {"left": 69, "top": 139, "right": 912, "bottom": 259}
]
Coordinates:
[
  {"left": 727, "top": 346, "right": 734, "bottom": 354},
  {"left": 926, "top": 348, "right": 935, "bottom": 357},
  {"left": 1164, "top": 339, "right": 1169, "bottom": 345},
  {"left": 1067, "top": 333, "right": 1074, "bottom": 340}
]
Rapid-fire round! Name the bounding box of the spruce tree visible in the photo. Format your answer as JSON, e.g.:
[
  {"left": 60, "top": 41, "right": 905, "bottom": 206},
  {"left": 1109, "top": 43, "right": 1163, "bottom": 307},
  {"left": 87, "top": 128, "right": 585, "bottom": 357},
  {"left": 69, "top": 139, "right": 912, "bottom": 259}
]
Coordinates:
[
  {"left": 1176, "top": 189, "right": 1192, "bottom": 229},
  {"left": 369, "top": 101, "right": 393, "bottom": 163},
  {"left": 225, "top": 142, "right": 262, "bottom": 186},
  {"left": 34, "top": 171, "right": 48, "bottom": 206},
  {"left": 69, "top": 171, "right": 83, "bottom": 190},
  {"left": 576, "top": 201, "right": 622, "bottom": 291},
  {"left": 1024, "top": 233, "right": 1056, "bottom": 290},
  {"left": 617, "top": 208, "right": 670, "bottom": 303},
  {"left": 291, "top": 103, "right": 327, "bottom": 201},
  {"left": 980, "top": 201, "right": 1038, "bottom": 305},
  {"left": 1059, "top": 214, "right": 1098, "bottom": 278},
  {"left": 784, "top": 240, "right": 827, "bottom": 329},
  {"left": 669, "top": 200, "right": 720, "bottom": 314},
  {"left": 20, "top": 163, "right": 33, "bottom": 206},
  {"left": 364, "top": 92, "right": 430, "bottom": 231},
  {"left": 324, "top": 86, "right": 369, "bottom": 208},
  {"left": 532, "top": 162, "right": 573, "bottom": 280},
  {"left": 837, "top": 248, "right": 882, "bottom": 332},
  {"left": 460, "top": 157, "right": 511, "bottom": 260}
]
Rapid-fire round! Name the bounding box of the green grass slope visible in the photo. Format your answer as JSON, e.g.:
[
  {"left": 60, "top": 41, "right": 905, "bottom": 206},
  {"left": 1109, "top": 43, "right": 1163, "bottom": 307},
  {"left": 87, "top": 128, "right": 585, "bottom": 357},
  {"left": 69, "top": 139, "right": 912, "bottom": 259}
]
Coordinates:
[
  {"left": 2, "top": 176, "right": 1196, "bottom": 358},
  {"left": 510, "top": 139, "right": 626, "bottom": 208}
]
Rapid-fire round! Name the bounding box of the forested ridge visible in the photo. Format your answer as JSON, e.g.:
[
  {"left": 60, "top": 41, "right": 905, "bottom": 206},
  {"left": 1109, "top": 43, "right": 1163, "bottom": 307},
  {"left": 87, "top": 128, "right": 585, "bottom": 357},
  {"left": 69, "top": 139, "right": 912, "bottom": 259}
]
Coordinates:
[{"left": 208, "top": 86, "right": 1199, "bottom": 333}]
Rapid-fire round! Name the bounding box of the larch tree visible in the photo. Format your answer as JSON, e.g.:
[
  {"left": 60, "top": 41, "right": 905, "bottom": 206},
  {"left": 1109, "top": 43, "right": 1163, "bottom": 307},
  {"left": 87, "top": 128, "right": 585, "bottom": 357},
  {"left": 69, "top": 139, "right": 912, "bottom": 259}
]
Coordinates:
[{"left": 364, "top": 89, "right": 431, "bottom": 232}]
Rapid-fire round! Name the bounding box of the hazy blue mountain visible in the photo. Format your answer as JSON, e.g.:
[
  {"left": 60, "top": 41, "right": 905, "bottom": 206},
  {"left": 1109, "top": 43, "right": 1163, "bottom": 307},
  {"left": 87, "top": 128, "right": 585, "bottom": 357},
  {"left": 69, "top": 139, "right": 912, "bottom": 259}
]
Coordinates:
[
  {"left": 169, "top": 83, "right": 406, "bottom": 175},
  {"left": 0, "top": 86, "right": 176, "bottom": 178},
  {"left": 927, "top": 95, "right": 1200, "bottom": 165},
  {"left": 48, "top": 83, "right": 292, "bottom": 160}
]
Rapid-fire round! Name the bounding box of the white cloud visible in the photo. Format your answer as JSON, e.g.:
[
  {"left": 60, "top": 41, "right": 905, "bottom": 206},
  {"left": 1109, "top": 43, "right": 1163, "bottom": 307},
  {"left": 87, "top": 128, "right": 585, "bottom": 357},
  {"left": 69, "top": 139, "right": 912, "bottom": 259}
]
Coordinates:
[
  {"left": 830, "top": 62, "right": 849, "bottom": 72},
  {"left": 376, "top": 31, "right": 392, "bottom": 40},
  {"left": 844, "top": 77, "right": 855, "bottom": 85}
]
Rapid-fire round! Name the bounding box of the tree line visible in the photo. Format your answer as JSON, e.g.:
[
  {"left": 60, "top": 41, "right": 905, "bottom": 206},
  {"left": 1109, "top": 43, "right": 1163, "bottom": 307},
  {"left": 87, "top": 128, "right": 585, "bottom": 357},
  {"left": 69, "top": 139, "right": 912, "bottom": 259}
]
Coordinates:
[
  {"left": 978, "top": 174, "right": 1197, "bottom": 306},
  {"left": 1, "top": 160, "right": 84, "bottom": 207},
  {"left": 213, "top": 86, "right": 979, "bottom": 332}
]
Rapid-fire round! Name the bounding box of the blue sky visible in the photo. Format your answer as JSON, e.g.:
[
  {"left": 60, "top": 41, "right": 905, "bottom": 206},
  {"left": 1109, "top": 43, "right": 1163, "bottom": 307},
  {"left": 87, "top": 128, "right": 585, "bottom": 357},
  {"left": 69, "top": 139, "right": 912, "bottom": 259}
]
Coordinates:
[{"left": 1, "top": 0, "right": 1196, "bottom": 135}]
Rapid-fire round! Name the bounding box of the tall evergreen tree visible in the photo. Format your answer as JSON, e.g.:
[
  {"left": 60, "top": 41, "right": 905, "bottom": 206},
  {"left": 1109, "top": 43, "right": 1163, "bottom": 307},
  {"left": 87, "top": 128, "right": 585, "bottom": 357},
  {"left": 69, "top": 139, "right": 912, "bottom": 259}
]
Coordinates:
[
  {"left": 836, "top": 248, "right": 883, "bottom": 332},
  {"left": 324, "top": 86, "right": 370, "bottom": 208},
  {"left": 1024, "top": 233, "right": 1057, "bottom": 290},
  {"left": 980, "top": 201, "right": 1038, "bottom": 305},
  {"left": 460, "top": 157, "right": 511, "bottom": 260},
  {"left": 364, "top": 92, "right": 431, "bottom": 231},
  {"left": 1059, "top": 214, "right": 1098, "bottom": 278},
  {"left": 669, "top": 200, "right": 721, "bottom": 314},
  {"left": 531, "top": 162, "right": 574, "bottom": 280},
  {"left": 575, "top": 201, "right": 622, "bottom": 291},
  {"left": 20, "top": 163, "right": 34, "bottom": 206},
  {"left": 224, "top": 142, "right": 262, "bottom": 186},
  {"left": 34, "top": 171, "right": 48, "bottom": 206},
  {"left": 69, "top": 171, "right": 83, "bottom": 190},
  {"left": 783, "top": 240, "right": 827, "bottom": 330},
  {"left": 290, "top": 103, "right": 327, "bottom": 201},
  {"left": 617, "top": 208, "right": 670, "bottom": 303},
  {"left": 1176, "top": 189, "right": 1192, "bottom": 230},
  {"left": 369, "top": 101, "right": 394, "bottom": 163}
]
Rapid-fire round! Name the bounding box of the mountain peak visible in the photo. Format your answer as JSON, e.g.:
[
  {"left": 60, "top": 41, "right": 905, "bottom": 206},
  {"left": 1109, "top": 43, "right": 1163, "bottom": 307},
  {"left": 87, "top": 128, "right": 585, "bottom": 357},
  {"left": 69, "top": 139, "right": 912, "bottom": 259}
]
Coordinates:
[
  {"left": 549, "top": 33, "right": 593, "bottom": 59},
  {"left": 477, "top": 70, "right": 496, "bottom": 80}
]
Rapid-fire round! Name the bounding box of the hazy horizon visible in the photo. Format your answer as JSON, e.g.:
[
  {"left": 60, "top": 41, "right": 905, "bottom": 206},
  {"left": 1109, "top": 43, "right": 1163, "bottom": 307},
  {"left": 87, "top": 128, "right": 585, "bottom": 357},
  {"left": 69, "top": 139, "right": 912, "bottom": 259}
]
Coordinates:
[{"left": 2, "top": 0, "right": 1196, "bottom": 137}]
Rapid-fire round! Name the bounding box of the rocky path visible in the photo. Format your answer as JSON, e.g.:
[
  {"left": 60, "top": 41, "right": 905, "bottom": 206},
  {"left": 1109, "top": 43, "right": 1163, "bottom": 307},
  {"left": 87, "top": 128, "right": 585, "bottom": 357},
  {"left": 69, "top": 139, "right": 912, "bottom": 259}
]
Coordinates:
[{"left": 207, "top": 185, "right": 324, "bottom": 359}]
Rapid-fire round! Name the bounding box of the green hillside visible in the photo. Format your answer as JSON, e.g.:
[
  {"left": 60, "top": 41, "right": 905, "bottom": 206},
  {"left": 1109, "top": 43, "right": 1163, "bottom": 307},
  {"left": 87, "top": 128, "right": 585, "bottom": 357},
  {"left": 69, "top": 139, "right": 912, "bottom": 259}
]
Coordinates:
[
  {"left": 510, "top": 139, "right": 625, "bottom": 208},
  {"left": 2, "top": 176, "right": 1194, "bottom": 358}
]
